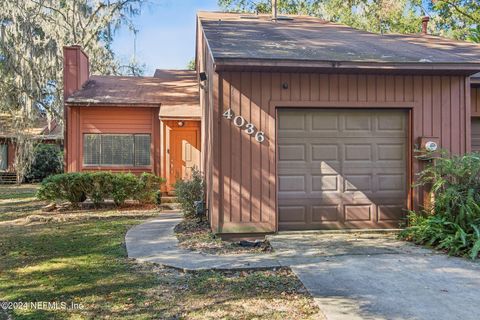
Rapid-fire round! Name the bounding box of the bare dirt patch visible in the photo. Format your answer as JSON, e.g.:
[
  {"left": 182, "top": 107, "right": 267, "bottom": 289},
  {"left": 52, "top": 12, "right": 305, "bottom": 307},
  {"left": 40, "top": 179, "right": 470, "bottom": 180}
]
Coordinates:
[{"left": 174, "top": 218, "right": 273, "bottom": 255}]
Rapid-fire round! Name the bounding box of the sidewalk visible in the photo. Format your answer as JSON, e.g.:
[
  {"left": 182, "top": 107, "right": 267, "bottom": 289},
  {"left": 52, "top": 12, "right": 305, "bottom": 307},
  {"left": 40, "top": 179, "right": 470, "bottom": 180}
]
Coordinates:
[{"left": 125, "top": 211, "right": 281, "bottom": 271}]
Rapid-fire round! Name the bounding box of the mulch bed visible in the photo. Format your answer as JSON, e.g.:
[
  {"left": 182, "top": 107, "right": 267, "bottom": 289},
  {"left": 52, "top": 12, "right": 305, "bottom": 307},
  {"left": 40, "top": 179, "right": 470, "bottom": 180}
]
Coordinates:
[{"left": 174, "top": 218, "right": 273, "bottom": 255}]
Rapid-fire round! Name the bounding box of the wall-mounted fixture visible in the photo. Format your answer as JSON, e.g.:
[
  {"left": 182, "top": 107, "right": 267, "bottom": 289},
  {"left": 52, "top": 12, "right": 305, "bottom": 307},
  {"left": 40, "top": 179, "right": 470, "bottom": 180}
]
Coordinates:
[
  {"left": 199, "top": 72, "right": 207, "bottom": 82},
  {"left": 416, "top": 136, "right": 440, "bottom": 160},
  {"left": 282, "top": 82, "right": 289, "bottom": 89},
  {"left": 177, "top": 121, "right": 185, "bottom": 127}
]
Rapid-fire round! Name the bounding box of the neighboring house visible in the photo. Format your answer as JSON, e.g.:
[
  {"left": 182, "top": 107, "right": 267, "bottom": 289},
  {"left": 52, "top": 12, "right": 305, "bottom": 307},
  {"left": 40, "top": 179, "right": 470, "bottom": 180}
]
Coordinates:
[
  {"left": 0, "top": 113, "right": 63, "bottom": 179},
  {"left": 196, "top": 12, "right": 480, "bottom": 236},
  {"left": 471, "top": 73, "right": 480, "bottom": 151},
  {"left": 63, "top": 46, "right": 201, "bottom": 190}
]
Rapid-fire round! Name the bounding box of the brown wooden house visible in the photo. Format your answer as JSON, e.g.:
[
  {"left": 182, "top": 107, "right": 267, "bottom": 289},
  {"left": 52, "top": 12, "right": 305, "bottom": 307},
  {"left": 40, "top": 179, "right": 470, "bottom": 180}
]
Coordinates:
[
  {"left": 63, "top": 46, "right": 201, "bottom": 190},
  {"left": 0, "top": 114, "right": 62, "bottom": 182},
  {"left": 64, "top": 12, "right": 480, "bottom": 236},
  {"left": 196, "top": 12, "right": 480, "bottom": 236}
]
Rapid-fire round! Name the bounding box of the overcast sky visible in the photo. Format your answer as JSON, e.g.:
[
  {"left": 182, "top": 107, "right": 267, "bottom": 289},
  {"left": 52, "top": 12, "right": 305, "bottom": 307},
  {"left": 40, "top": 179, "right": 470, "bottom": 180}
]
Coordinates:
[{"left": 112, "top": 0, "right": 220, "bottom": 76}]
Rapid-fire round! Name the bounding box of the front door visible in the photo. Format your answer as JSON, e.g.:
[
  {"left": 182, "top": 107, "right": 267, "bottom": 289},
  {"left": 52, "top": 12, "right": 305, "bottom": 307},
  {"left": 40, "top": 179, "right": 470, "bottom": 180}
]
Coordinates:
[{"left": 169, "top": 129, "right": 200, "bottom": 187}]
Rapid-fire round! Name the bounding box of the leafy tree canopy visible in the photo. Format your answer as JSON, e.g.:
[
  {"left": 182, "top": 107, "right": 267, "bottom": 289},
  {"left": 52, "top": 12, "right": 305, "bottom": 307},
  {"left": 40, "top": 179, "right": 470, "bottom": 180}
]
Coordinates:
[{"left": 0, "top": 0, "right": 144, "bottom": 181}]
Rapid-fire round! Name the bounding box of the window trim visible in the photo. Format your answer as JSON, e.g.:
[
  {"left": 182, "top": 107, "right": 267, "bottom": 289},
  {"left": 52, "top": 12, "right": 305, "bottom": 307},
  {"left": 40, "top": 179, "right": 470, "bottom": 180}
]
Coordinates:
[{"left": 82, "top": 133, "right": 152, "bottom": 168}]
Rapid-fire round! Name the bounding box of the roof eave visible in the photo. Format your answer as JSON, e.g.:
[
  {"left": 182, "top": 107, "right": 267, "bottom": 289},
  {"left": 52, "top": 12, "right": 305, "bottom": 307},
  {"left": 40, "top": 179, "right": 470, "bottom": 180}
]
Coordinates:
[
  {"left": 65, "top": 101, "right": 162, "bottom": 108},
  {"left": 214, "top": 58, "right": 480, "bottom": 75}
]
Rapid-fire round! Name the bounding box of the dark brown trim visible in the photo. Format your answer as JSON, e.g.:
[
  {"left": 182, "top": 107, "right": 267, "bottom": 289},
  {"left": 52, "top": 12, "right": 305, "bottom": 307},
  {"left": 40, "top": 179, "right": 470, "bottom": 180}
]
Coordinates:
[{"left": 215, "top": 58, "right": 480, "bottom": 75}]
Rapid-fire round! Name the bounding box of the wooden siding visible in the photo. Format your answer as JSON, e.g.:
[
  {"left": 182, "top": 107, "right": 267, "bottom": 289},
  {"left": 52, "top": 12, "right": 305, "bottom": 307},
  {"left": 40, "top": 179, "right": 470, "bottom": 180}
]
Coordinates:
[
  {"left": 472, "top": 87, "right": 480, "bottom": 117},
  {"left": 205, "top": 72, "right": 470, "bottom": 234},
  {"left": 66, "top": 106, "right": 160, "bottom": 175}
]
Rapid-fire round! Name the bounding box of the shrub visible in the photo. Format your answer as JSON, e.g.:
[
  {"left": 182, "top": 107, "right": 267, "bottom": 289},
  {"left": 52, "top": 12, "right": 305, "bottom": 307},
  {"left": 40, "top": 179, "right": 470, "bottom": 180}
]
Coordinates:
[
  {"left": 25, "top": 144, "right": 63, "bottom": 182},
  {"left": 135, "top": 173, "right": 166, "bottom": 204},
  {"left": 174, "top": 168, "right": 205, "bottom": 218},
  {"left": 37, "top": 172, "right": 165, "bottom": 208},
  {"left": 37, "top": 173, "right": 88, "bottom": 205},
  {"left": 111, "top": 173, "right": 138, "bottom": 206},
  {"left": 400, "top": 152, "right": 480, "bottom": 259},
  {"left": 88, "top": 172, "right": 115, "bottom": 207}
]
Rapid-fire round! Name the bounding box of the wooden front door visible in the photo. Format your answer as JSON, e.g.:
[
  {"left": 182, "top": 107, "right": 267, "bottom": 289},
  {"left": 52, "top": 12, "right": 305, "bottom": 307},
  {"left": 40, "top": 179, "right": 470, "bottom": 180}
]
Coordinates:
[{"left": 169, "top": 128, "right": 200, "bottom": 187}]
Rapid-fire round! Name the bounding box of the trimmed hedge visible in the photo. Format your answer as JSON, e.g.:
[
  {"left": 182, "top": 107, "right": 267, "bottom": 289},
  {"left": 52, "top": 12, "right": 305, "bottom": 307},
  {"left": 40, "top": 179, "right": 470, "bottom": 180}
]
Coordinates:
[{"left": 37, "top": 172, "right": 165, "bottom": 207}]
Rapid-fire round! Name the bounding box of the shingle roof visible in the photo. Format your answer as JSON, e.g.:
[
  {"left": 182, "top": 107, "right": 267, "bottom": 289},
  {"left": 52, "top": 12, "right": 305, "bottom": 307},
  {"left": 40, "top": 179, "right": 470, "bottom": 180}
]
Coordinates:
[
  {"left": 198, "top": 12, "right": 480, "bottom": 71},
  {"left": 0, "top": 113, "right": 63, "bottom": 140},
  {"left": 66, "top": 71, "right": 201, "bottom": 118}
]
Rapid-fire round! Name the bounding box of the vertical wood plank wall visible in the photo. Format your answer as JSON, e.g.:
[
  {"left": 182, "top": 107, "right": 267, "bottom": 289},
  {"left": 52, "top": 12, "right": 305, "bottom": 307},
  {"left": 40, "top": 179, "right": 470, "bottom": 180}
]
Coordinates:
[
  {"left": 205, "top": 72, "right": 470, "bottom": 234},
  {"left": 472, "top": 87, "right": 480, "bottom": 117},
  {"left": 66, "top": 106, "right": 160, "bottom": 176}
]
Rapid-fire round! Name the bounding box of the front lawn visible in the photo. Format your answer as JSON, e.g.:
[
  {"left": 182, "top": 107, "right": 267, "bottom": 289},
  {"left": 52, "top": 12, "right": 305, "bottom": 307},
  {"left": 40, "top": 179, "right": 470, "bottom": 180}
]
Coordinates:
[{"left": 0, "top": 184, "right": 320, "bottom": 319}]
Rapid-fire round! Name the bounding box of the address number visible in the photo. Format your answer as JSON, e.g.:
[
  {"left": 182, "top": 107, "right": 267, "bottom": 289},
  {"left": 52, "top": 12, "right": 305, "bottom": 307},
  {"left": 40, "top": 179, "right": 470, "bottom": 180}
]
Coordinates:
[{"left": 223, "top": 108, "right": 265, "bottom": 143}]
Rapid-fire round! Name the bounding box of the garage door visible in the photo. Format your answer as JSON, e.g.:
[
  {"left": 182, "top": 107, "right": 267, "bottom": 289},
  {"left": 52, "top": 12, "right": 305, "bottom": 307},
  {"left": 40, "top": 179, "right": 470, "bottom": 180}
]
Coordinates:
[
  {"left": 278, "top": 109, "right": 408, "bottom": 230},
  {"left": 472, "top": 118, "right": 480, "bottom": 152}
]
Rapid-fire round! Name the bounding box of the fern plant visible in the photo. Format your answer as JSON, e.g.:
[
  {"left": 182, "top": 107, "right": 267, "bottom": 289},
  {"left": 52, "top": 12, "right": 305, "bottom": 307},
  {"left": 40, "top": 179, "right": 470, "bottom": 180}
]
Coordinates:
[{"left": 400, "top": 152, "right": 480, "bottom": 259}]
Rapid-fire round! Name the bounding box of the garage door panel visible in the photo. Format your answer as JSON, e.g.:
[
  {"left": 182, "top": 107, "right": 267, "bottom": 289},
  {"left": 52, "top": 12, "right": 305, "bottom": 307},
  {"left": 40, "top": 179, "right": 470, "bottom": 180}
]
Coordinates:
[
  {"left": 312, "top": 113, "right": 339, "bottom": 131},
  {"left": 312, "top": 205, "right": 340, "bottom": 222},
  {"left": 278, "top": 175, "right": 305, "bottom": 192},
  {"left": 344, "top": 144, "right": 372, "bottom": 161},
  {"left": 377, "top": 144, "right": 405, "bottom": 161},
  {"left": 278, "top": 144, "right": 306, "bottom": 161},
  {"left": 311, "top": 144, "right": 339, "bottom": 161},
  {"left": 278, "top": 109, "right": 408, "bottom": 230},
  {"left": 344, "top": 204, "right": 372, "bottom": 221},
  {"left": 344, "top": 114, "right": 372, "bottom": 131}
]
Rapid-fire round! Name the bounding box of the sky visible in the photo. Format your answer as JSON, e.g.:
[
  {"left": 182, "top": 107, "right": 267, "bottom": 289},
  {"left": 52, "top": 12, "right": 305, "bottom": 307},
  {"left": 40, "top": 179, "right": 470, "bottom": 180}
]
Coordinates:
[{"left": 112, "top": 0, "right": 220, "bottom": 76}]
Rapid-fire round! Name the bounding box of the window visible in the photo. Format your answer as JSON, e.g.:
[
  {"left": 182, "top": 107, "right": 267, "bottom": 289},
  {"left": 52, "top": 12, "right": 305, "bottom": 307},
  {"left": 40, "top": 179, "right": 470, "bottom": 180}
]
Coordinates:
[
  {"left": 0, "top": 144, "right": 7, "bottom": 170},
  {"left": 83, "top": 134, "right": 151, "bottom": 166}
]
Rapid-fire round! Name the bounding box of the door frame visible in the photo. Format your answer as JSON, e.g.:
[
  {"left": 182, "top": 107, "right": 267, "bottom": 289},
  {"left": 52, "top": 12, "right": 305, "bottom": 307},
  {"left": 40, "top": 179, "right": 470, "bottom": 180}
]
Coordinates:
[
  {"left": 273, "top": 103, "right": 413, "bottom": 231},
  {"left": 161, "top": 120, "right": 201, "bottom": 191}
]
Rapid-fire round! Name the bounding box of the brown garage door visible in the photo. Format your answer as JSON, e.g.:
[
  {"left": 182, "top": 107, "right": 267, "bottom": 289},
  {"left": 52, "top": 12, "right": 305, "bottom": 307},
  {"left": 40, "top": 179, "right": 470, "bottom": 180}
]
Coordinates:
[
  {"left": 278, "top": 109, "right": 408, "bottom": 230},
  {"left": 472, "top": 118, "right": 480, "bottom": 152}
]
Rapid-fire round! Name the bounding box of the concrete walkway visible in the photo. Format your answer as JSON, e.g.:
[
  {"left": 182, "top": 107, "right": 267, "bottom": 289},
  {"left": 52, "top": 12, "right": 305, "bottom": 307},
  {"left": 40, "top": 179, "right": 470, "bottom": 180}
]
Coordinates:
[
  {"left": 125, "top": 212, "right": 281, "bottom": 271},
  {"left": 126, "top": 214, "right": 480, "bottom": 319}
]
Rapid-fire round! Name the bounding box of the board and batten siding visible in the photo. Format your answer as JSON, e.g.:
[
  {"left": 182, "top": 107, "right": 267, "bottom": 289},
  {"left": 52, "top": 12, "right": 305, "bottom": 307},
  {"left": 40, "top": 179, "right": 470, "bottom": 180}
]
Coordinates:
[
  {"left": 205, "top": 72, "right": 470, "bottom": 234},
  {"left": 472, "top": 87, "right": 480, "bottom": 117},
  {"left": 66, "top": 106, "right": 160, "bottom": 175}
]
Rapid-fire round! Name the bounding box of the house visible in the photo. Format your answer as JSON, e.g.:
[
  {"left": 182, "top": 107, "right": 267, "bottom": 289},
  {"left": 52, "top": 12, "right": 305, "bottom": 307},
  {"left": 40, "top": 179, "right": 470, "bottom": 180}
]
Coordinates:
[
  {"left": 0, "top": 113, "right": 63, "bottom": 182},
  {"left": 195, "top": 12, "right": 480, "bottom": 236},
  {"left": 63, "top": 12, "right": 480, "bottom": 237},
  {"left": 472, "top": 73, "right": 480, "bottom": 151},
  {"left": 63, "top": 46, "right": 201, "bottom": 190}
]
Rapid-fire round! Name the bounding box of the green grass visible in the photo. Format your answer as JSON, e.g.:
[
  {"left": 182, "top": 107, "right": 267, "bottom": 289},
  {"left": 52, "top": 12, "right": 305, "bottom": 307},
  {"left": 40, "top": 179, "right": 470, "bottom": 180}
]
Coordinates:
[{"left": 0, "top": 185, "right": 320, "bottom": 320}]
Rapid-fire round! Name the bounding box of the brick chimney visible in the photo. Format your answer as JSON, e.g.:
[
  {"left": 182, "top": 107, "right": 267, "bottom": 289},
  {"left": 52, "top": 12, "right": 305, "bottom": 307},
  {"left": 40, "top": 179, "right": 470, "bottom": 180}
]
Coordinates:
[
  {"left": 422, "top": 16, "right": 430, "bottom": 35},
  {"left": 63, "top": 45, "right": 89, "bottom": 99},
  {"left": 63, "top": 45, "right": 89, "bottom": 173}
]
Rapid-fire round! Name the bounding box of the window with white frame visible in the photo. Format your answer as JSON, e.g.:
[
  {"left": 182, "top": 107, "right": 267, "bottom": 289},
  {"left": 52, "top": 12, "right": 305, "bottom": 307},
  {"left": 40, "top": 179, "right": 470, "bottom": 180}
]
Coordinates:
[{"left": 83, "top": 134, "right": 151, "bottom": 166}]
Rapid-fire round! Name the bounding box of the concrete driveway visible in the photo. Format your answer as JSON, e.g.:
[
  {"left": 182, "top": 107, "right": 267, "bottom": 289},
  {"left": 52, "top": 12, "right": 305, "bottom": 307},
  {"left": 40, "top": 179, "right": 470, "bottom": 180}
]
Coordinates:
[{"left": 268, "top": 232, "right": 480, "bottom": 320}]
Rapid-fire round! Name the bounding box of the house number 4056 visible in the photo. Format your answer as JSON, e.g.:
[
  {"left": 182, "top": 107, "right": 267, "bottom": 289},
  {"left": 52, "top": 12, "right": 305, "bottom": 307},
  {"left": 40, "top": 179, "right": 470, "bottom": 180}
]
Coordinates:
[{"left": 222, "top": 108, "right": 266, "bottom": 143}]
